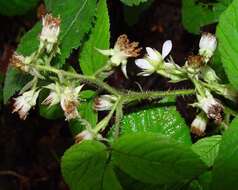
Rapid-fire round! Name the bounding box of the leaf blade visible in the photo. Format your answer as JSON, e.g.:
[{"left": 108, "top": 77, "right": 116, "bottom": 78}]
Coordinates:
[
  {"left": 112, "top": 133, "right": 208, "bottom": 185},
  {"left": 211, "top": 117, "right": 238, "bottom": 189},
  {"left": 216, "top": 0, "right": 238, "bottom": 90},
  {"left": 79, "top": 0, "right": 110, "bottom": 75}
]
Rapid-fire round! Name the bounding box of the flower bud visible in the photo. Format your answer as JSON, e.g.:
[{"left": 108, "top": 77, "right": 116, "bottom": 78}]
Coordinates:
[
  {"left": 94, "top": 95, "right": 117, "bottom": 111},
  {"left": 199, "top": 33, "right": 217, "bottom": 62},
  {"left": 191, "top": 112, "right": 208, "bottom": 136},
  {"left": 201, "top": 66, "right": 219, "bottom": 82},
  {"left": 197, "top": 92, "right": 224, "bottom": 124},
  {"left": 74, "top": 130, "right": 102, "bottom": 144},
  {"left": 40, "top": 14, "right": 61, "bottom": 52},
  {"left": 74, "top": 130, "right": 94, "bottom": 144}
]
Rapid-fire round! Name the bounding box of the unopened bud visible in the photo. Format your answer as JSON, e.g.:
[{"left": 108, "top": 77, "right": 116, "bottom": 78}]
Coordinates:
[
  {"left": 199, "top": 33, "right": 217, "bottom": 62},
  {"left": 191, "top": 112, "right": 208, "bottom": 136}
]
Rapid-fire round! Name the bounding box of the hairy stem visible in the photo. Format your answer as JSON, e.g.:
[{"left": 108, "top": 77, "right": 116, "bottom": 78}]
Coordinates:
[{"left": 32, "top": 64, "right": 195, "bottom": 100}]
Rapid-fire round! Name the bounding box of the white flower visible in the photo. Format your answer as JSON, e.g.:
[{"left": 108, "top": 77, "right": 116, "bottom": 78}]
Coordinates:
[
  {"left": 191, "top": 112, "right": 208, "bottom": 136},
  {"left": 40, "top": 14, "right": 61, "bottom": 52},
  {"left": 199, "top": 33, "right": 217, "bottom": 62},
  {"left": 43, "top": 83, "right": 83, "bottom": 120},
  {"left": 60, "top": 85, "right": 84, "bottom": 120},
  {"left": 12, "top": 89, "right": 40, "bottom": 120},
  {"left": 42, "top": 83, "right": 61, "bottom": 106},
  {"left": 94, "top": 95, "right": 117, "bottom": 111},
  {"left": 196, "top": 91, "right": 223, "bottom": 124},
  {"left": 97, "top": 34, "right": 141, "bottom": 78},
  {"left": 135, "top": 40, "right": 172, "bottom": 76}
]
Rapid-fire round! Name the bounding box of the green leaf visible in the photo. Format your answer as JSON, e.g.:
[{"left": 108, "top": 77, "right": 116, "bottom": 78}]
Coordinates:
[
  {"left": 120, "top": 0, "right": 149, "bottom": 6},
  {"left": 39, "top": 104, "right": 64, "bottom": 120},
  {"left": 79, "top": 99, "right": 98, "bottom": 127},
  {"left": 211, "top": 117, "right": 238, "bottom": 189},
  {"left": 118, "top": 98, "right": 192, "bottom": 145},
  {"left": 44, "top": 0, "right": 54, "bottom": 11},
  {"left": 3, "top": 68, "right": 30, "bottom": 104},
  {"left": 61, "top": 141, "right": 122, "bottom": 190},
  {"left": 112, "top": 133, "right": 208, "bottom": 185},
  {"left": 3, "top": 23, "right": 41, "bottom": 103},
  {"left": 216, "top": 0, "right": 238, "bottom": 90},
  {"left": 80, "top": 0, "right": 110, "bottom": 75},
  {"left": 80, "top": 90, "right": 96, "bottom": 99},
  {"left": 197, "top": 172, "right": 212, "bottom": 190},
  {"left": 182, "top": 0, "right": 232, "bottom": 34},
  {"left": 0, "top": 0, "right": 39, "bottom": 16},
  {"left": 52, "top": 0, "right": 97, "bottom": 65},
  {"left": 192, "top": 135, "right": 222, "bottom": 167},
  {"left": 69, "top": 99, "right": 98, "bottom": 136}
]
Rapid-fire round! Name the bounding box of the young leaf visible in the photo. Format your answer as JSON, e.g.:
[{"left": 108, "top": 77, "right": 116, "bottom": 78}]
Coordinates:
[
  {"left": 182, "top": 0, "right": 232, "bottom": 34},
  {"left": 0, "top": 0, "right": 39, "bottom": 16},
  {"left": 211, "top": 117, "right": 238, "bottom": 190},
  {"left": 61, "top": 141, "right": 122, "bottom": 190},
  {"left": 80, "top": 0, "right": 110, "bottom": 75},
  {"left": 192, "top": 135, "right": 222, "bottom": 167},
  {"left": 216, "top": 0, "right": 238, "bottom": 90},
  {"left": 52, "top": 0, "right": 97, "bottom": 65},
  {"left": 116, "top": 98, "right": 192, "bottom": 145},
  {"left": 112, "top": 133, "right": 208, "bottom": 185},
  {"left": 120, "top": 0, "right": 149, "bottom": 6}
]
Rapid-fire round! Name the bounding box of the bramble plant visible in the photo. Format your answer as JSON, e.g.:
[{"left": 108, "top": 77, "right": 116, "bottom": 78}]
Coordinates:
[{"left": 2, "top": 0, "right": 238, "bottom": 189}]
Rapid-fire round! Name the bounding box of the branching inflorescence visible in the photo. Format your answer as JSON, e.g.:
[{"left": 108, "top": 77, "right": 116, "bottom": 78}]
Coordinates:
[{"left": 10, "top": 14, "right": 237, "bottom": 142}]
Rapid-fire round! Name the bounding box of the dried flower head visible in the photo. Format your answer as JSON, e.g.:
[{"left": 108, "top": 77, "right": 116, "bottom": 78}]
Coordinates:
[
  {"left": 97, "top": 34, "right": 141, "bottom": 78},
  {"left": 114, "top": 34, "right": 141, "bottom": 58},
  {"left": 187, "top": 55, "right": 205, "bottom": 69},
  {"left": 10, "top": 53, "right": 29, "bottom": 72}
]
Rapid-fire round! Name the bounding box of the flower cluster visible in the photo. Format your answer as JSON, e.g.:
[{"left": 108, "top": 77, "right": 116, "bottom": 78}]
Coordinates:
[
  {"left": 43, "top": 83, "right": 84, "bottom": 120},
  {"left": 10, "top": 14, "right": 85, "bottom": 122},
  {"left": 132, "top": 32, "right": 237, "bottom": 136},
  {"left": 8, "top": 10, "right": 237, "bottom": 144}
]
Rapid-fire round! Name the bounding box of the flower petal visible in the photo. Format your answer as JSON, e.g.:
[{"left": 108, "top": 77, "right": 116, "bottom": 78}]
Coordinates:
[
  {"left": 121, "top": 64, "right": 128, "bottom": 79},
  {"left": 146, "top": 47, "right": 159, "bottom": 61},
  {"left": 162, "top": 40, "right": 172, "bottom": 59},
  {"left": 135, "top": 59, "right": 153, "bottom": 70}
]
